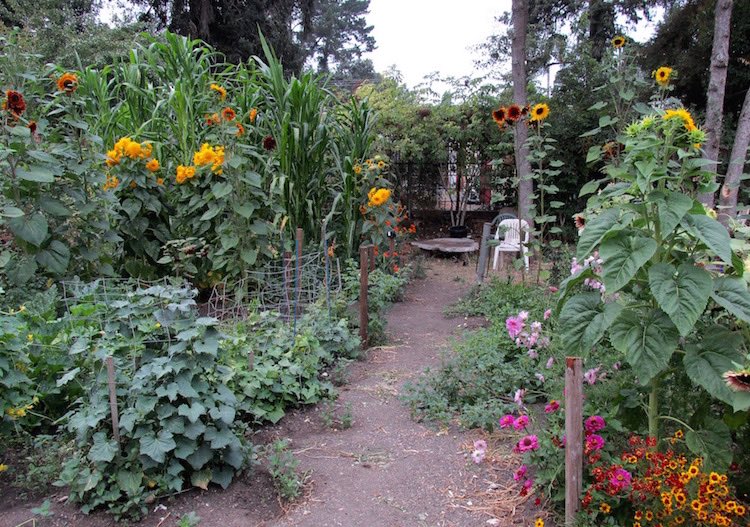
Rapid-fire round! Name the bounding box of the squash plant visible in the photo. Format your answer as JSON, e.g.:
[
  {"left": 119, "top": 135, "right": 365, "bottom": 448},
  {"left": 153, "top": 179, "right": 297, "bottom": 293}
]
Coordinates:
[{"left": 558, "top": 110, "right": 750, "bottom": 468}]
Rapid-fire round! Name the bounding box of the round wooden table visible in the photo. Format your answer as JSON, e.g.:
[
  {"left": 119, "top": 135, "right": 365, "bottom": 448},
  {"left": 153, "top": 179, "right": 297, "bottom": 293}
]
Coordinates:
[{"left": 411, "top": 238, "right": 479, "bottom": 264}]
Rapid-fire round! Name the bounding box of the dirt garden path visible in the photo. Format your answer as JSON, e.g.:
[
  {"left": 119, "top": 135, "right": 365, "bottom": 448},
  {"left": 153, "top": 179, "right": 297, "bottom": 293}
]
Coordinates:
[{"left": 2, "top": 259, "right": 533, "bottom": 527}]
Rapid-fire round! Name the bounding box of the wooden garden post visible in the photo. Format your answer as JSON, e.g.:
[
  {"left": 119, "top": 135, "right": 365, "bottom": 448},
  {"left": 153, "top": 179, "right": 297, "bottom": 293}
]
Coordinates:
[
  {"left": 565, "top": 357, "right": 583, "bottom": 525},
  {"left": 476, "top": 222, "right": 492, "bottom": 284},
  {"left": 359, "top": 245, "right": 369, "bottom": 349},
  {"left": 368, "top": 244, "right": 376, "bottom": 272}
]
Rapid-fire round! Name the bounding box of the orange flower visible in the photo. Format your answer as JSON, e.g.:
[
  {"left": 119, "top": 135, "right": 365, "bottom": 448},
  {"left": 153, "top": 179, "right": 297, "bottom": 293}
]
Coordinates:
[
  {"left": 249, "top": 108, "right": 258, "bottom": 123},
  {"left": 210, "top": 83, "right": 227, "bottom": 100},
  {"left": 56, "top": 72, "right": 78, "bottom": 93},
  {"left": 156, "top": 177, "right": 164, "bottom": 186},
  {"left": 3, "top": 90, "right": 26, "bottom": 117},
  {"left": 206, "top": 113, "right": 220, "bottom": 126},
  {"left": 221, "top": 107, "right": 236, "bottom": 121},
  {"left": 507, "top": 104, "right": 522, "bottom": 122},
  {"left": 235, "top": 123, "right": 245, "bottom": 136},
  {"left": 28, "top": 120, "right": 37, "bottom": 134},
  {"left": 146, "top": 159, "right": 160, "bottom": 172}
]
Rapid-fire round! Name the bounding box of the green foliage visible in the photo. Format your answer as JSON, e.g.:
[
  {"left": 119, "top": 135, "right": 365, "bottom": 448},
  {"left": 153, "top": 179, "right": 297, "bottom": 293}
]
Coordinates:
[
  {"left": 265, "top": 439, "right": 304, "bottom": 501},
  {"left": 445, "top": 278, "right": 550, "bottom": 319}
]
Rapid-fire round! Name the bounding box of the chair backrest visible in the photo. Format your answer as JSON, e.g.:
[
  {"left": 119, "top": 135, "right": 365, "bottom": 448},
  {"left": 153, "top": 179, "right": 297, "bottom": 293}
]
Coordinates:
[{"left": 496, "top": 218, "right": 529, "bottom": 244}]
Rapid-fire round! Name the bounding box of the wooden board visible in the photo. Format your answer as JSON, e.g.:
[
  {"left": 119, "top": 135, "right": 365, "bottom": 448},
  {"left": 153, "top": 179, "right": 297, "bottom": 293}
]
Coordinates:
[{"left": 411, "top": 238, "right": 479, "bottom": 253}]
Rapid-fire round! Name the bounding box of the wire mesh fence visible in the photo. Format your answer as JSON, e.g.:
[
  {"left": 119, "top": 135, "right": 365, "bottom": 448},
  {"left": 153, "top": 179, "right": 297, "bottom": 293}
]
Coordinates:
[{"left": 206, "top": 250, "right": 342, "bottom": 323}]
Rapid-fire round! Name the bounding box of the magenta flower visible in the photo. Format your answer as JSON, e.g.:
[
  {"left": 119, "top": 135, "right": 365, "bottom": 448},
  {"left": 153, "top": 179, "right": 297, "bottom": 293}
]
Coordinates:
[
  {"left": 513, "top": 415, "right": 529, "bottom": 430},
  {"left": 506, "top": 316, "right": 524, "bottom": 338},
  {"left": 584, "top": 415, "right": 606, "bottom": 433},
  {"left": 544, "top": 400, "right": 560, "bottom": 413},
  {"left": 584, "top": 367, "right": 600, "bottom": 385},
  {"left": 517, "top": 435, "right": 539, "bottom": 452},
  {"left": 609, "top": 467, "right": 632, "bottom": 491},
  {"left": 499, "top": 414, "right": 515, "bottom": 428},
  {"left": 513, "top": 464, "right": 528, "bottom": 481},
  {"left": 544, "top": 309, "right": 552, "bottom": 320},
  {"left": 585, "top": 434, "right": 605, "bottom": 451}
]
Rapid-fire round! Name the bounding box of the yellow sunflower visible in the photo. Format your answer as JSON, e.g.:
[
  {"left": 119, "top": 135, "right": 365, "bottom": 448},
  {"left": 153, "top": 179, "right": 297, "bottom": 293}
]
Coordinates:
[
  {"left": 612, "top": 36, "right": 626, "bottom": 48},
  {"left": 653, "top": 66, "right": 673, "bottom": 88},
  {"left": 529, "top": 103, "right": 550, "bottom": 122}
]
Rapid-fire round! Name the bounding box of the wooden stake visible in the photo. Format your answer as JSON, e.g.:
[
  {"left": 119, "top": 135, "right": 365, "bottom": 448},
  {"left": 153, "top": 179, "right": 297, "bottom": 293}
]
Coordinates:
[
  {"left": 106, "top": 356, "right": 121, "bottom": 444},
  {"left": 368, "top": 244, "right": 375, "bottom": 272},
  {"left": 476, "top": 222, "right": 492, "bottom": 284},
  {"left": 359, "top": 245, "right": 369, "bottom": 349},
  {"left": 565, "top": 357, "right": 583, "bottom": 525}
]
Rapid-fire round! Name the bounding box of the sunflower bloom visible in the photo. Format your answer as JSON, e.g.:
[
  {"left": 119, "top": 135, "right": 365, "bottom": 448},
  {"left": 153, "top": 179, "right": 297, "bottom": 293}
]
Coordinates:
[
  {"left": 210, "top": 83, "right": 227, "bottom": 100},
  {"left": 353, "top": 164, "right": 362, "bottom": 175},
  {"left": 530, "top": 103, "right": 550, "bottom": 122},
  {"left": 492, "top": 107, "right": 507, "bottom": 127},
  {"left": 193, "top": 143, "right": 225, "bottom": 174},
  {"left": 146, "top": 159, "right": 160, "bottom": 172},
  {"left": 612, "top": 36, "right": 626, "bottom": 48},
  {"left": 507, "top": 104, "right": 522, "bottom": 122},
  {"left": 57, "top": 72, "right": 78, "bottom": 93},
  {"left": 724, "top": 369, "right": 750, "bottom": 392},
  {"left": 2, "top": 90, "right": 26, "bottom": 117},
  {"left": 367, "top": 187, "right": 391, "bottom": 207},
  {"left": 221, "top": 107, "right": 236, "bottom": 121},
  {"left": 664, "top": 108, "right": 697, "bottom": 132},
  {"left": 653, "top": 66, "right": 673, "bottom": 87},
  {"left": 175, "top": 165, "right": 196, "bottom": 184}
]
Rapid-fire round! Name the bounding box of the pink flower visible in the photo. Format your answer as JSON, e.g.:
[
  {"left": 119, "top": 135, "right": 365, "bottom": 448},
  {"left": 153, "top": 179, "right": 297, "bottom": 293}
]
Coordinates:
[
  {"left": 544, "top": 309, "right": 552, "bottom": 320},
  {"left": 530, "top": 321, "right": 542, "bottom": 332},
  {"left": 471, "top": 449, "right": 485, "bottom": 464},
  {"left": 520, "top": 478, "right": 534, "bottom": 496},
  {"left": 535, "top": 373, "right": 545, "bottom": 383},
  {"left": 612, "top": 361, "right": 621, "bottom": 371},
  {"left": 514, "top": 388, "right": 526, "bottom": 406},
  {"left": 544, "top": 400, "right": 560, "bottom": 413},
  {"left": 548, "top": 286, "right": 559, "bottom": 293},
  {"left": 546, "top": 357, "right": 555, "bottom": 369},
  {"left": 527, "top": 349, "right": 538, "bottom": 359},
  {"left": 499, "top": 414, "right": 515, "bottom": 428},
  {"left": 473, "top": 439, "right": 487, "bottom": 452},
  {"left": 584, "top": 367, "right": 600, "bottom": 385},
  {"left": 513, "top": 464, "right": 528, "bottom": 481},
  {"left": 513, "top": 415, "right": 529, "bottom": 430},
  {"left": 517, "top": 435, "right": 539, "bottom": 452},
  {"left": 506, "top": 316, "right": 524, "bottom": 338},
  {"left": 585, "top": 434, "right": 605, "bottom": 451},
  {"left": 518, "top": 310, "right": 529, "bottom": 321},
  {"left": 609, "top": 468, "right": 632, "bottom": 491},
  {"left": 584, "top": 415, "right": 606, "bottom": 433}
]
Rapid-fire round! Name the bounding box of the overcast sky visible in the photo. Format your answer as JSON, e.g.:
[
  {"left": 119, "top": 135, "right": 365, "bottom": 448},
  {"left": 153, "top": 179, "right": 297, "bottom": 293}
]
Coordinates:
[
  {"left": 364, "top": 0, "right": 508, "bottom": 88},
  {"left": 364, "top": 0, "right": 662, "bottom": 90}
]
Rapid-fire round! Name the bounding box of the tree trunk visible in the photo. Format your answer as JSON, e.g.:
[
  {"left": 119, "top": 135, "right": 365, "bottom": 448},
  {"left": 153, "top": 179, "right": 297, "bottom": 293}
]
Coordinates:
[
  {"left": 699, "top": 0, "right": 733, "bottom": 207},
  {"left": 718, "top": 88, "right": 750, "bottom": 223},
  {"left": 512, "top": 0, "right": 534, "bottom": 225},
  {"left": 588, "top": 0, "right": 616, "bottom": 61}
]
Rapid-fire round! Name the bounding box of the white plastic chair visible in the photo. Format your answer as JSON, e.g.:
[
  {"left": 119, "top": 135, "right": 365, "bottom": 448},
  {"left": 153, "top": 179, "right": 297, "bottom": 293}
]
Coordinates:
[{"left": 492, "top": 219, "right": 530, "bottom": 271}]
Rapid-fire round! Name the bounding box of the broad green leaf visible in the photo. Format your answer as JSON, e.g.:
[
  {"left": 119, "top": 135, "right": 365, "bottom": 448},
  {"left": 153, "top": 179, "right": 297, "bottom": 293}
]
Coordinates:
[
  {"left": 609, "top": 309, "right": 679, "bottom": 384},
  {"left": 39, "top": 197, "right": 71, "bottom": 217},
  {"left": 194, "top": 329, "right": 219, "bottom": 355},
  {"left": 559, "top": 292, "right": 622, "bottom": 354},
  {"left": 648, "top": 263, "right": 712, "bottom": 336},
  {"left": 576, "top": 208, "right": 633, "bottom": 261},
  {"left": 685, "top": 419, "right": 732, "bottom": 472},
  {"left": 578, "top": 179, "right": 603, "bottom": 197},
  {"left": 211, "top": 466, "right": 234, "bottom": 489},
  {"left": 711, "top": 277, "right": 750, "bottom": 323},
  {"left": 200, "top": 206, "right": 221, "bottom": 221},
  {"left": 654, "top": 191, "right": 693, "bottom": 238},
  {"left": 684, "top": 326, "right": 744, "bottom": 405},
  {"left": 8, "top": 212, "right": 48, "bottom": 246},
  {"left": 56, "top": 367, "right": 80, "bottom": 387},
  {"left": 174, "top": 437, "right": 197, "bottom": 459},
  {"left": 209, "top": 404, "right": 236, "bottom": 425},
  {"left": 116, "top": 470, "right": 143, "bottom": 496},
  {"left": 1, "top": 206, "right": 24, "bottom": 218},
  {"left": 88, "top": 432, "right": 119, "bottom": 463},
  {"left": 186, "top": 444, "right": 213, "bottom": 470},
  {"left": 587, "top": 101, "right": 607, "bottom": 111},
  {"left": 212, "top": 181, "right": 233, "bottom": 199},
  {"left": 183, "top": 420, "right": 207, "bottom": 440},
  {"left": 600, "top": 233, "right": 657, "bottom": 293},
  {"left": 191, "top": 468, "right": 212, "bottom": 490},
  {"left": 223, "top": 446, "right": 244, "bottom": 470},
  {"left": 733, "top": 392, "right": 750, "bottom": 413},
  {"left": 121, "top": 198, "right": 142, "bottom": 220},
  {"left": 139, "top": 430, "right": 176, "bottom": 463},
  {"left": 683, "top": 214, "right": 733, "bottom": 264},
  {"left": 586, "top": 145, "right": 602, "bottom": 163},
  {"left": 233, "top": 203, "right": 256, "bottom": 219},
  {"left": 178, "top": 402, "right": 206, "bottom": 423},
  {"left": 36, "top": 240, "right": 70, "bottom": 275},
  {"left": 205, "top": 426, "right": 238, "bottom": 449},
  {"left": 17, "top": 165, "right": 55, "bottom": 183}
]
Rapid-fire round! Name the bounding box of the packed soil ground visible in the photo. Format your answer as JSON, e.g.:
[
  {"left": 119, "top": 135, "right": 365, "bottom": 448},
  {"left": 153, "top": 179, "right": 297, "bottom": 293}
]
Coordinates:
[{"left": 1, "top": 257, "right": 540, "bottom": 527}]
